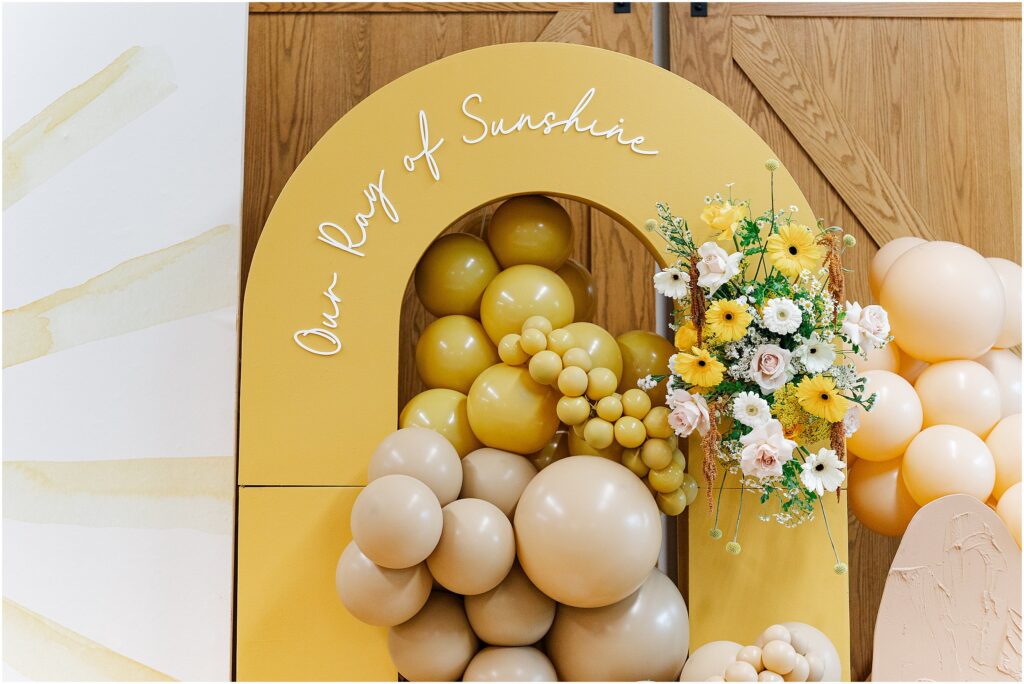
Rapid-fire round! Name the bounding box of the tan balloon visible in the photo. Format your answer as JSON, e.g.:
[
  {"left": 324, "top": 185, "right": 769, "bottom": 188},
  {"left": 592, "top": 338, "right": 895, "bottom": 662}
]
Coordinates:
[
  {"left": 427, "top": 498, "right": 515, "bottom": 595},
  {"left": 915, "top": 360, "right": 1002, "bottom": 436},
  {"left": 463, "top": 647, "right": 558, "bottom": 682},
  {"left": 902, "top": 425, "right": 996, "bottom": 506},
  {"left": 779, "top": 623, "right": 841, "bottom": 682},
  {"left": 848, "top": 457, "right": 920, "bottom": 536},
  {"left": 846, "top": 371, "right": 922, "bottom": 462},
  {"left": 996, "top": 482, "right": 1022, "bottom": 547},
  {"left": 416, "top": 315, "right": 500, "bottom": 393},
  {"left": 557, "top": 258, "right": 596, "bottom": 322},
  {"left": 415, "top": 233, "right": 500, "bottom": 317},
  {"left": 480, "top": 265, "right": 575, "bottom": 344},
  {"left": 515, "top": 457, "right": 660, "bottom": 608},
  {"left": 400, "top": 388, "right": 482, "bottom": 457},
  {"left": 387, "top": 592, "right": 479, "bottom": 681},
  {"left": 465, "top": 564, "right": 556, "bottom": 646},
  {"left": 564, "top": 322, "right": 624, "bottom": 381},
  {"left": 529, "top": 428, "right": 570, "bottom": 470},
  {"left": 617, "top": 330, "right": 675, "bottom": 405},
  {"left": 975, "top": 348, "right": 1022, "bottom": 418},
  {"left": 461, "top": 448, "right": 538, "bottom": 517},
  {"left": 987, "top": 257, "right": 1022, "bottom": 348},
  {"left": 486, "top": 195, "right": 574, "bottom": 270},
  {"left": 335, "top": 540, "right": 432, "bottom": 626},
  {"left": 680, "top": 641, "right": 743, "bottom": 681},
  {"left": 369, "top": 426, "right": 463, "bottom": 506},
  {"left": 351, "top": 474, "right": 442, "bottom": 569},
  {"left": 897, "top": 346, "right": 930, "bottom": 384},
  {"left": 881, "top": 241, "right": 1004, "bottom": 362},
  {"left": 849, "top": 342, "right": 900, "bottom": 374},
  {"left": 869, "top": 236, "right": 926, "bottom": 299},
  {"left": 987, "top": 414, "right": 1022, "bottom": 498},
  {"left": 547, "top": 569, "right": 689, "bottom": 681},
  {"left": 467, "top": 364, "right": 560, "bottom": 454}
]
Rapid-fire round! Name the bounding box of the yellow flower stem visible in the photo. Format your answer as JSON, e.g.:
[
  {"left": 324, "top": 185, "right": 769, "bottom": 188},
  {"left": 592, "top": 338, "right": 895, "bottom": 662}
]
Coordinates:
[
  {"left": 818, "top": 496, "right": 842, "bottom": 567},
  {"left": 732, "top": 481, "right": 745, "bottom": 543},
  {"left": 712, "top": 467, "right": 729, "bottom": 531}
]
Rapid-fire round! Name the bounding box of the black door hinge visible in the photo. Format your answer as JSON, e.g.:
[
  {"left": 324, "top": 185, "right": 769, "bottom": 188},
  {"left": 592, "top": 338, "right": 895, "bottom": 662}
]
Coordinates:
[
  {"left": 613, "top": 2, "right": 631, "bottom": 13},
  {"left": 691, "top": 2, "right": 708, "bottom": 17}
]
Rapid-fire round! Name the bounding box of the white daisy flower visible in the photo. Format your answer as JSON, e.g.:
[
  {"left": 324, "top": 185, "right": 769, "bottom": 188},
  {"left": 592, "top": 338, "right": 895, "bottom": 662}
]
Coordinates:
[
  {"left": 793, "top": 332, "right": 837, "bottom": 373},
  {"left": 800, "top": 448, "right": 847, "bottom": 496},
  {"left": 762, "top": 298, "right": 803, "bottom": 335},
  {"left": 732, "top": 391, "right": 772, "bottom": 428},
  {"left": 653, "top": 267, "right": 690, "bottom": 299}
]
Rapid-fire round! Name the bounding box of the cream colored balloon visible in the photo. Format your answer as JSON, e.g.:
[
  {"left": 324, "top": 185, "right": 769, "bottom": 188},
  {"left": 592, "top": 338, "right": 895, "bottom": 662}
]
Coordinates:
[
  {"left": 987, "top": 257, "right": 1022, "bottom": 348},
  {"left": 915, "top": 360, "right": 1002, "bottom": 436},
  {"left": 724, "top": 662, "right": 759, "bottom": 682},
  {"left": 463, "top": 647, "right": 558, "bottom": 682},
  {"left": 400, "top": 388, "right": 482, "bottom": 457},
  {"left": 846, "top": 371, "right": 922, "bottom": 462},
  {"left": 564, "top": 322, "right": 624, "bottom": 381},
  {"left": 467, "top": 364, "right": 560, "bottom": 454},
  {"left": 368, "top": 427, "right": 463, "bottom": 506},
  {"left": 848, "top": 457, "right": 919, "bottom": 536},
  {"left": 987, "top": 414, "right": 1022, "bottom": 498},
  {"left": 557, "top": 258, "right": 596, "bottom": 322},
  {"left": 427, "top": 498, "right": 515, "bottom": 595},
  {"left": 335, "top": 540, "right": 432, "bottom": 627},
  {"left": 996, "top": 482, "right": 1022, "bottom": 547},
  {"left": 547, "top": 569, "right": 689, "bottom": 681},
  {"left": 486, "top": 195, "right": 574, "bottom": 270},
  {"left": 897, "top": 346, "right": 930, "bottom": 384},
  {"left": 779, "top": 623, "right": 841, "bottom": 682},
  {"left": 416, "top": 315, "right": 500, "bottom": 393},
  {"left": 351, "top": 474, "right": 442, "bottom": 569},
  {"left": 869, "top": 236, "right": 926, "bottom": 299},
  {"left": 902, "top": 425, "right": 996, "bottom": 506},
  {"left": 461, "top": 448, "right": 538, "bottom": 518},
  {"left": 761, "top": 641, "right": 796, "bottom": 675},
  {"left": 975, "top": 348, "right": 1022, "bottom": 418},
  {"left": 465, "top": 564, "right": 555, "bottom": 646},
  {"left": 784, "top": 654, "right": 810, "bottom": 682},
  {"left": 880, "top": 241, "right": 1004, "bottom": 362},
  {"left": 850, "top": 342, "right": 900, "bottom": 374},
  {"left": 515, "top": 457, "right": 661, "bottom": 608},
  {"left": 480, "top": 265, "right": 575, "bottom": 344},
  {"left": 387, "top": 592, "right": 479, "bottom": 681},
  {"left": 680, "top": 642, "right": 743, "bottom": 681}
]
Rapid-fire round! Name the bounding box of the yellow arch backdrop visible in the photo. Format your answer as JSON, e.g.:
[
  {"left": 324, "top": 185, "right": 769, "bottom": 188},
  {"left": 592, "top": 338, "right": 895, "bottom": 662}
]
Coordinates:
[{"left": 238, "top": 43, "right": 849, "bottom": 680}]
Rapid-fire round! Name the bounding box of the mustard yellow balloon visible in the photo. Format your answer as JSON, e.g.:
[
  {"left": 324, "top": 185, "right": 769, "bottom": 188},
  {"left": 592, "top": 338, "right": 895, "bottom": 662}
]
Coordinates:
[
  {"left": 583, "top": 418, "right": 615, "bottom": 450},
  {"left": 486, "top": 195, "right": 574, "bottom": 270},
  {"left": 400, "top": 388, "right": 482, "bottom": 458},
  {"left": 596, "top": 395, "right": 624, "bottom": 422},
  {"left": 902, "top": 425, "right": 996, "bottom": 505},
  {"left": 520, "top": 328, "right": 548, "bottom": 355},
  {"left": 848, "top": 457, "right": 919, "bottom": 537},
  {"left": 498, "top": 334, "right": 529, "bottom": 366},
  {"left": 529, "top": 428, "right": 570, "bottom": 471},
  {"left": 915, "top": 360, "right": 1001, "bottom": 437},
  {"left": 614, "top": 416, "right": 647, "bottom": 448},
  {"left": 557, "top": 366, "right": 589, "bottom": 397},
  {"left": 586, "top": 367, "right": 618, "bottom": 400},
  {"left": 643, "top": 406, "right": 673, "bottom": 439},
  {"left": 556, "top": 395, "right": 590, "bottom": 425},
  {"left": 415, "top": 233, "right": 500, "bottom": 317},
  {"left": 869, "top": 236, "right": 925, "bottom": 299},
  {"left": 416, "top": 315, "right": 500, "bottom": 394},
  {"left": 847, "top": 371, "right": 922, "bottom": 462},
  {"left": 649, "top": 460, "right": 685, "bottom": 493},
  {"left": 641, "top": 438, "right": 673, "bottom": 470},
  {"left": 986, "top": 413, "right": 1022, "bottom": 499},
  {"left": 568, "top": 429, "right": 624, "bottom": 461},
  {"left": 547, "top": 328, "right": 576, "bottom": 355},
  {"left": 528, "top": 350, "right": 563, "bottom": 385},
  {"left": 564, "top": 322, "right": 623, "bottom": 381},
  {"left": 467, "top": 364, "right": 560, "bottom": 454},
  {"left": 480, "top": 265, "right": 575, "bottom": 344},
  {"left": 557, "top": 258, "right": 596, "bottom": 322},
  {"left": 996, "top": 482, "right": 1022, "bottom": 547},
  {"left": 622, "top": 447, "right": 649, "bottom": 477},
  {"left": 622, "top": 388, "right": 652, "bottom": 419},
  {"left": 617, "top": 330, "right": 675, "bottom": 406}
]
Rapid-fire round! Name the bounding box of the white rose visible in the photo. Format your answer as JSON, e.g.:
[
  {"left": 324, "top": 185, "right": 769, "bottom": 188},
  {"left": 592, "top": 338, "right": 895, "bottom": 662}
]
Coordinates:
[
  {"left": 748, "top": 344, "right": 793, "bottom": 394},
  {"left": 696, "top": 241, "right": 743, "bottom": 295},
  {"left": 666, "top": 388, "right": 711, "bottom": 437},
  {"left": 843, "top": 302, "right": 890, "bottom": 351}
]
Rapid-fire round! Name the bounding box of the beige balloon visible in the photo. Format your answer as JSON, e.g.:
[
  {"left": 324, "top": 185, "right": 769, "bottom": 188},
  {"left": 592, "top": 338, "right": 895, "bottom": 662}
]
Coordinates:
[
  {"left": 779, "top": 622, "right": 841, "bottom": 682},
  {"left": 680, "top": 642, "right": 743, "bottom": 681},
  {"left": 869, "top": 236, "right": 926, "bottom": 299},
  {"left": 515, "top": 456, "right": 661, "bottom": 608},
  {"left": 334, "top": 540, "right": 431, "bottom": 627},
  {"left": 427, "top": 498, "right": 515, "bottom": 595},
  {"left": 915, "top": 360, "right": 1002, "bottom": 437},
  {"left": 846, "top": 371, "right": 922, "bottom": 462},
  {"left": 368, "top": 427, "right": 463, "bottom": 506},
  {"left": 848, "top": 457, "right": 919, "bottom": 537},
  {"left": 461, "top": 448, "right": 538, "bottom": 517},
  {"left": 996, "top": 482, "right": 1022, "bottom": 547},
  {"left": 547, "top": 569, "right": 689, "bottom": 681},
  {"left": 975, "top": 348, "right": 1022, "bottom": 418},
  {"left": 351, "top": 474, "right": 442, "bottom": 569},
  {"left": 463, "top": 646, "right": 558, "bottom": 682},
  {"left": 986, "top": 413, "right": 1022, "bottom": 499},
  {"left": 465, "top": 563, "right": 555, "bottom": 646},
  {"left": 987, "top": 257, "right": 1022, "bottom": 349},
  {"left": 387, "top": 592, "right": 479, "bottom": 681},
  {"left": 849, "top": 342, "right": 900, "bottom": 374},
  {"left": 897, "top": 346, "right": 930, "bottom": 384},
  {"left": 902, "top": 425, "right": 996, "bottom": 505}
]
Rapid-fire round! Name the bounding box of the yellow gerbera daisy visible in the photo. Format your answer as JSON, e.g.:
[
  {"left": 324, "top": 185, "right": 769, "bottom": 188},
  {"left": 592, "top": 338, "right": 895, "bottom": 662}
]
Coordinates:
[
  {"left": 795, "top": 375, "right": 850, "bottom": 423},
  {"left": 701, "top": 200, "right": 750, "bottom": 243},
  {"left": 765, "top": 223, "right": 825, "bottom": 278},
  {"left": 674, "top": 320, "right": 698, "bottom": 352},
  {"left": 672, "top": 347, "right": 725, "bottom": 388},
  {"left": 705, "top": 299, "right": 753, "bottom": 342}
]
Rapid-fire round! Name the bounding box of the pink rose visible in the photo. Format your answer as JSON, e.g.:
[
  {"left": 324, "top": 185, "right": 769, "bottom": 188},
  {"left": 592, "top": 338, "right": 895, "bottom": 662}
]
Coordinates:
[
  {"left": 739, "top": 419, "right": 796, "bottom": 479},
  {"left": 748, "top": 344, "right": 793, "bottom": 394},
  {"left": 667, "top": 388, "right": 711, "bottom": 437},
  {"left": 842, "top": 302, "right": 890, "bottom": 351}
]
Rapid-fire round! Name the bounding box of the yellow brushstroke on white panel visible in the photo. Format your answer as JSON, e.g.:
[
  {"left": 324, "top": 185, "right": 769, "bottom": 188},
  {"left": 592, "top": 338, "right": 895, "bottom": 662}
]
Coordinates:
[
  {"left": 3, "top": 224, "right": 239, "bottom": 368},
  {"left": 3, "top": 457, "right": 233, "bottom": 534},
  {"left": 2, "top": 597, "right": 176, "bottom": 681},
  {"left": 3, "top": 46, "right": 176, "bottom": 209}
]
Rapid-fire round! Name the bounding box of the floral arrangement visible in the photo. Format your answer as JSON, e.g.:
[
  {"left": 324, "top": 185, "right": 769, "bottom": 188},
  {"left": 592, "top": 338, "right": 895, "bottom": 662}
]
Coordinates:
[{"left": 644, "top": 160, "right": 891, "bottom": 571}]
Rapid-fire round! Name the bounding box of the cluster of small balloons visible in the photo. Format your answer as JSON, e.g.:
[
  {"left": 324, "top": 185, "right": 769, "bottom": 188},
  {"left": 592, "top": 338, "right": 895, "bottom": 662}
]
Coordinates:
[
  {"left": 336, "top": 426, "right": 691, "bottom": 681},
  {"left": 680, "top": 623, "right": 841, "bottom": 682},
  {"left": 846, "top": 237, "right": 1021, "bottom": 546}
]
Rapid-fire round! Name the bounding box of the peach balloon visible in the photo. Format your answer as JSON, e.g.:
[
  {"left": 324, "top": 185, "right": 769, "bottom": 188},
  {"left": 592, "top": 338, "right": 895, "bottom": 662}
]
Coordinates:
[
  {"left": 486, "top": 195, "right": 574, "bottom": 270},
  {"left": 335, "top": 541, "right": 432, "bottom": 627},
  {"left": 680, "top": 641, "right": 743, "bottom": 681},
  {"left": 427, "top": 498, "right": 515, "bottom": 595},
  {"left": 368, "top": 426, "right": 463, "bottom": 506},
  {"left": 529, "top": 428, "right": 570, "bottom": 470},
  {"left": 902, "top": 425, "right": 996, "bottom": 505},
  {"left": 415, "top": 233, "right": 500, "bottom": 317},
  {"left": 617, "top": 329, "right": 676, "bottom": 405},
  {"left": 779, "top": 623, "right": 841, "bottom": 682},
  {"left": 479, "top": 265, "right": 574, "bottom": 344},
  {"left": 897, "top": 346, "right": 929, "bottom": 384},
  {"left": 463, "top": 647, "right": 558, "bottom": 682},
  {"left": 547, "top": 569, "right": 689, "bottom": 681},
  {"left": 850, "top": 342, "right": 900, "bottom": 374},
  {"left": 987, "top": 257, "right": 1022, "bottom": 348},
  {"left": 387, "top": 592, "right": 479, "bottom": 681},
  {"left": 975, "top": 348, "right": 1022, "bottom": 418},
  {"left": 514, "top": 456, "right": 661, "bottom": 608},
  {"left": 986, "top": 414, "right": 1022, "bottom": 498},
  {"left": 400, "top": 388, "right": 482, "bottom": 457},
  {"left": 467, "top": 364, "right": 560, "bottom": 454},
  {"left": 416, "top": 315, "right": 500, "bottom": 393},
  {"left": 880, "top": 241, "right": 1004, "bottom": 362},
  {"left": 557, "top": 258, "right": 596, "bottom": 322},
  {"left": 869, "top": 236, "right": 925, "bottom": 299},
  {"left": 464, "top": 564, "right": 556, "bottom": 646},
  {"left": 846, "top": 371, "right": 922, "bottom": 462},
  {"left": 914, "top": 360, "right": 1001, "bottom": 436},
  {"left": 848, "top": 457, "right": 919, "bottom": 536},
  {"left": 351, "top": 474, "right": 442, "bottom": 569},
  {"left": 461, "top": 448, "right": 538, "bottom": 517},
  {"left": 996, "top": 482, "right": 1022, "bottom": 547}
]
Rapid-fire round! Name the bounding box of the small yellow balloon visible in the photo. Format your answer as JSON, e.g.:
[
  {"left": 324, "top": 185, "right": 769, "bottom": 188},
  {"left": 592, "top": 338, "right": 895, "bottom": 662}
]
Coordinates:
[
  {"left": 558, "top": 366, "right": 589, "bottom": 397},
  {"left": 583, "top": 418, "right": 615, "bottom": 450},
  {"left": 547, "top": 329, "right": 577, "bottom": 356},
  {"left": 557, "top": 396, "right": 591, "bottom": 425},
  {"left": 649, "top": 461, "right": 685, "bottom": 493},
  {"left": 622, "top": 389, "right": 652, "bottom": 419},
  {"left": 564, "top": 322, "right": 623, "bottom": 381},
  {"left": 415, "top": 315, "right": 500, "bottom": 393},
  {"left": 614, "top": 416, "right": 647, "bottom": 448},
  {"left": 480, "top": 265, "right": 575, "bottom": 344},
  {"left": 498, "top": 334, "right": 529, "bottom": 366},
  {"left": 568, "top": 429, "right": 624, "bottom": 461},
  {"left": 400, "top": 388, "right": 482, "bottom": 458},
  {"left": 529, "top": 350, "right": 563, "bottom": 385},
  {"left": 671, "top": 448, "right": 686, "bottom": 470},
  {"left": 520, "top": 328, "right": 548, "bottom": 356},
  {"left": 415, "top": 233, "right": 500, "bottom": 317},
  {"left": 522, "top": 316, "right": 553, "bottom": 336},
  {"left": 467, "top": 364, "right": 560, "bottom": 454},
  {"left": 486, "top": 195, "right": 574, "bottom": 270},
  {"left": 586, "top": 368, "right": 618, "bottom": 400},
  {"left": 656, "top": 487, "right": 688, "bottom": 516},
  {"left": 616, "top": 330, "right": 675, "bottom": 406},
  {"left": 596, "top": 395, "right": 624, "bottom": 422},
  {"left": 643, "top": 406, "right": 673, "bottom": 439},
  {"left": 530, "top": 429, "right": 570, "bottom": 471},
  {"left": 641, "top": 438, "right": 673, "bottom": 470},
  {"left": 562, "top": 348, "right": 593, "bottom": 372},
  {"left": 556, "top": 258, "right": 596, "bottom": 322},
  {"left": 622, "top": 447, "right": 649, "bottom": 477},
  {"left": 680, "top": 474, "right": 699, "bottom": 505}
]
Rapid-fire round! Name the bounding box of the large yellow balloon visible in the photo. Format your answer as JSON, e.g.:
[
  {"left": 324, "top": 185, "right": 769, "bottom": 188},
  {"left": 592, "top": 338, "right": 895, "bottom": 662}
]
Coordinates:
[
  {"left": 400, "top": 388, "right": 482, "bottom": 457},
  {"left": 914, "top": 360, "right": 1001, "bottom": 437},
  {"left": 848, "top": 457, "right": 919, "bottom": 536},
  {"left": 617, "top": 330, "right": 675, "bottom": 405},
  {"left": 415, "top": 233, "right": 500, "bottom": 317},
  {"left": 415, "top": 315, "right": 500, "bottom": 393},
  {"left": 529, "top": 428, "right": 570, "bottom": 470},
  {"left": 467, "top": 364, "right": 560, "bottom": 454},
  {"left": 564, "top": 321, "right": 623, "bottom": 381},
  {"left": 486, "top": 195, "right": 574, "bottom": 270},
  {"left": 975, "top": 348, "right": 1022, "bottom": 418},
  {"left": 556, "top": 258, "right": 596, "bottom": 322},
  {"left": 869, "top": 236, "right": 925, "bottom": 299},
  {"left": 335, "top": 540, "right": 432, "bottom": 627},
  {"left": 880, "top": 241, "right": 1004, "bottom": 362},
  {"left": 996, "top": 482, "right": 1022, "bottom": 547},
  {"left": 387, "top": 592, "right": 479, "bottom": 681},
  {"left": 987, "top": 257, "right": 1022, "bottom": 349},
  {"left": 847, "top": 371, "right": 922, "bottom": 462},
  {"left": 902, "top": 425, "right": 995, "bottom": 505},
  {"left": 479, "top": 265, "right": 575, "bottom": 344},
  {"left": 986, "top": 413, "right": 1021, "bottom": 499}
]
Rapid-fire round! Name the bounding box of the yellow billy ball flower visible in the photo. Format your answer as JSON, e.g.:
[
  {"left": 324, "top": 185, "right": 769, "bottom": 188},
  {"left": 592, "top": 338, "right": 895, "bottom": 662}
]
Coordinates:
[
  {"left": 705, "top": 299, "right": 753, "bottom": 342},
  {"left": 674, "top": 320, "right": 698, "bottom": 352},
  {"left": 795, "top": 374, "right": 851, "bottom": 423},
  {"left": 671, "top": 347, "right": 725, "bottom": 388},
  {"left": 765, "top": 222, "right": 825, "bottom": 278},
  {"left": 700, "top": 200, "right": 750, "bottom": 243}
]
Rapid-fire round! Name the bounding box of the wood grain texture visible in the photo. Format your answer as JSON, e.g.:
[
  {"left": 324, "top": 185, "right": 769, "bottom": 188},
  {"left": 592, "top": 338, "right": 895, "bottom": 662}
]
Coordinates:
[
  {"left": 725, "top": 3, "right": 1021, "bottom": 19},
  {"left": 250, "top": 3, "right": 567, "bottom": 13}
]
